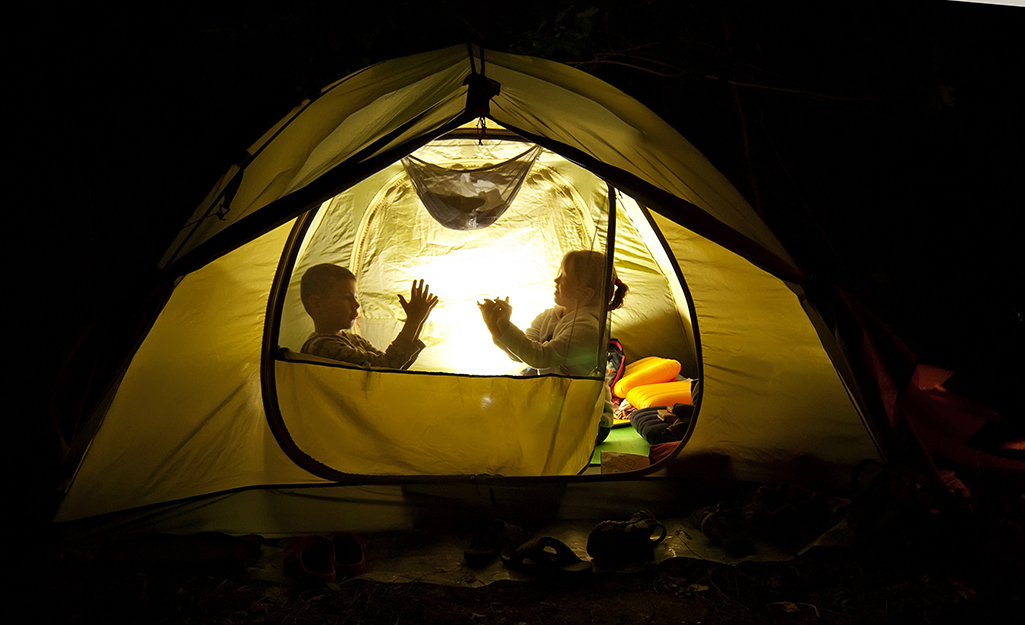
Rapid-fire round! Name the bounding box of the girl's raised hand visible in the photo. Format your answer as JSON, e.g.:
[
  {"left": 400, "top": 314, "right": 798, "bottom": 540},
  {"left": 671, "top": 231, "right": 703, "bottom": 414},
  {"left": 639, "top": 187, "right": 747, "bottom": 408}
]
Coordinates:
[{"left": 478, "top": 297, "right": 511, "bottom": 338}]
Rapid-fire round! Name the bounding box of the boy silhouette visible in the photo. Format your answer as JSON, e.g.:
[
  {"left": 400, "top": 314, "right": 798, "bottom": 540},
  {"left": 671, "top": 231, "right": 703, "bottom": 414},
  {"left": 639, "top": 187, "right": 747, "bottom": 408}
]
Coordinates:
[{"left": 300, "top": 263, "right": 439, "bottom": 370}]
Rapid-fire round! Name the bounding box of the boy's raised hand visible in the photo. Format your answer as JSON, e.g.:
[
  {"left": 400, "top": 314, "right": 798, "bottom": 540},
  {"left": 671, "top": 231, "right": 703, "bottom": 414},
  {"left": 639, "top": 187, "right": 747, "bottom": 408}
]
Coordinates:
[{"left": 398, "top": 279, "right": 439, "bottom": 330}]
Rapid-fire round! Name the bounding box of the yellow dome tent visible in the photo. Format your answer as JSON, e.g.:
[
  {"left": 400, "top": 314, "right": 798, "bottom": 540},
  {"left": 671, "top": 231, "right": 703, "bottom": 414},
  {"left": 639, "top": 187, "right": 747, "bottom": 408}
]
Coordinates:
[{"left": 55, "top": 46, "right": 899, "bottom": 537}]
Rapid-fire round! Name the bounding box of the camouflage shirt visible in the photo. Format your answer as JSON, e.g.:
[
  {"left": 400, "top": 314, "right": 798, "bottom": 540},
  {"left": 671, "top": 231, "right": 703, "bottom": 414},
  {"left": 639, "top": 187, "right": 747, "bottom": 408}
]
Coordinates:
[{"left": 301, "top": 331, "right": 424, "bottom": 370}]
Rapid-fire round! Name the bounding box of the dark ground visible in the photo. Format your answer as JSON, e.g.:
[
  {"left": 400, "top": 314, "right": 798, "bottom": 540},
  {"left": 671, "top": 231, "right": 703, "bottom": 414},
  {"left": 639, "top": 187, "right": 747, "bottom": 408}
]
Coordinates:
[
  {"left": 39, "top": 492, "right": 1025, "bottom": 625},
  {"left": 36, "top": 468, "right": 1025, "bottom": 624},
  {"left": 38, "top": 556, "right": 1024, "bottom": 625},
  {"left": 18, "top": 1, "right": 1024, "bottom": 622}
]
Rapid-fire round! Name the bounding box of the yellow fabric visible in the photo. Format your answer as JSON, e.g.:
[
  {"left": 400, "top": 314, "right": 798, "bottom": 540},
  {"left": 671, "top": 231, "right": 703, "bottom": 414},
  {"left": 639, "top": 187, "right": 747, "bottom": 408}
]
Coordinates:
[
  {"left": 164, "top": 46, "right": 795, "bottom": 270},
  {"left": 162, "top": 48, "right": 471, "bottom": 267},
  {"left": 613, "top": 358, "right": 682, "bottom": 398},
  {"left": 649, "top": 212, "right": 882, "bottom": 484},
  {"left": 57, "top": 223, "right": 327, "bottom": 522},
  {"left": 611, "top": 192, "right": 698, "bottom": 375},
  {"left": 276, "top": 362, "right": 603, "bottom": 476}
]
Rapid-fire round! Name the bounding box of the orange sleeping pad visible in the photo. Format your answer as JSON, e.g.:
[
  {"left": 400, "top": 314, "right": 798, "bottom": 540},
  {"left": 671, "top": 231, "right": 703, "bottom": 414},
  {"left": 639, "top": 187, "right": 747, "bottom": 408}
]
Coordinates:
[
  {"left": 613, "top": 357, "right": 681, "bottom": 398},
  {"left": 625, "top": 380, "right": 693, "bottom": 410}
]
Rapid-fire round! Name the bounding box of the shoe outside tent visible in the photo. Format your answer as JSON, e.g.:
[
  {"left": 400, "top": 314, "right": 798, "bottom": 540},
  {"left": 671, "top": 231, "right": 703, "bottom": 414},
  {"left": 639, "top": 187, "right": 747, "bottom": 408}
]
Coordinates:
[{"left": 53, "top": 45, "right": 1013, "bottom": 539}]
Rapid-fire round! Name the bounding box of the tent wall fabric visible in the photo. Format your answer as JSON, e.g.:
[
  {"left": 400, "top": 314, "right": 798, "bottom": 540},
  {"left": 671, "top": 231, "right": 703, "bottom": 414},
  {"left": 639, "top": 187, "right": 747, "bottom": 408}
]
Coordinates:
[
  {"left": 56, "top": 45, "right": 897, "bottom": 533},
  {"left": 160, "top": 46, "right": 795, "bottom": 278}
]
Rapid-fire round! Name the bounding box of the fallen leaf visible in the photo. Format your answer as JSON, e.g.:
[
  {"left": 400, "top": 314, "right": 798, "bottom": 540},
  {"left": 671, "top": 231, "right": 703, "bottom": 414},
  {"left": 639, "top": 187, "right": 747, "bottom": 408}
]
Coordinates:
[{"left": 768, "top": 602, "right": 820, "bottom": 617}]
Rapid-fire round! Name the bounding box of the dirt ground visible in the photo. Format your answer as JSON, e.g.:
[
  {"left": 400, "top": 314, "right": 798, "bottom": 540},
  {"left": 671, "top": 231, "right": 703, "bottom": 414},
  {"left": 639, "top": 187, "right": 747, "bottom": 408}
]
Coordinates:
[
  {"left": 38, "top": 489, "right": 1024, "bottom": 625},
  {"left": 39, "top": 546, "right": 1022, "bottom": 625}
]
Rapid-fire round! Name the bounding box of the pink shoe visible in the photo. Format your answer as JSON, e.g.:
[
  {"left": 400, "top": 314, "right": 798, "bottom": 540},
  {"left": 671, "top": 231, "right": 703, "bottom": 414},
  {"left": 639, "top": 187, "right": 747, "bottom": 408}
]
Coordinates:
[
  {"left": 283, "top": 535, "right": 336, "bottom": 584},
  {"left": 329, "top": 531, "right": 367, "bottom": 577}
]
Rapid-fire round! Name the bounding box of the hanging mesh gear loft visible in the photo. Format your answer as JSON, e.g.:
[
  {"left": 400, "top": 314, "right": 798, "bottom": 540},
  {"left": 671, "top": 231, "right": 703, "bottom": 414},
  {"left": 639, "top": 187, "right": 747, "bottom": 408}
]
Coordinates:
[{"left": 401, "top": 145, "right": 543, "bottom": 230}]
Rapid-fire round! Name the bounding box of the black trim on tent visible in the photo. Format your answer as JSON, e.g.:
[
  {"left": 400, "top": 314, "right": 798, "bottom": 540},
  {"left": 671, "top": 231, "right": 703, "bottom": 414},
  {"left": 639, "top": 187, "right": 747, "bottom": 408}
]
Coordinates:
[
  {"left": 595, "top": 181, "right": 616, "bottom": 371},
  {"left": 633, "top": 201, "right": 705, "bottom": 382},
  {"left": 624, "top": 201, "right": 706, "bottom": 469},
  {"left": 260, "top": 209, "right": 342, "bottom": 478}
]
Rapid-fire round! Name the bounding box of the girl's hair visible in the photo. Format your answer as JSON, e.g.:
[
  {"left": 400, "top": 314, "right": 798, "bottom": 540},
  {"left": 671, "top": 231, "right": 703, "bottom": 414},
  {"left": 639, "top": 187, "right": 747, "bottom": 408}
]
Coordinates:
[{"left": 562, "top": 250, "right": 628, "bottom": 311}]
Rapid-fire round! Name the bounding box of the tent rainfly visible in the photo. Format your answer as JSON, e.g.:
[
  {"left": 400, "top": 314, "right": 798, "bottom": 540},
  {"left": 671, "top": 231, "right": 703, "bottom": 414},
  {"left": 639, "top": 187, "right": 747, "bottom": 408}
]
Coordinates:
[{"left": 54, "top": 45, "right": 1006, "bottom": 539}]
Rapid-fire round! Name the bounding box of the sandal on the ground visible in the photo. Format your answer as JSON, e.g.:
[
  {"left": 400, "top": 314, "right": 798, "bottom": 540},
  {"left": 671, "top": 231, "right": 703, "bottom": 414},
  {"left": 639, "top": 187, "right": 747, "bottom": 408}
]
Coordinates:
[
  {"left": 692, "top": 503, "right": 755, "bottom": 556},
  {"left": 328, "top": 531, "right": 367, "bottom": 578},
  {"left": 283, "top": 535, "right": 337, "bottom": 584},
  {"left": 743, "top": 483, "right": 831, "bottom": 542},
  {"left": 464, "top": 519, "right": 527, "bottom": 568},
  {"left": 501, "top": 537, "right": 592, "bottom": 576},
  {"left": 586, "top": 510, "right": 667, "bottom": 564}
]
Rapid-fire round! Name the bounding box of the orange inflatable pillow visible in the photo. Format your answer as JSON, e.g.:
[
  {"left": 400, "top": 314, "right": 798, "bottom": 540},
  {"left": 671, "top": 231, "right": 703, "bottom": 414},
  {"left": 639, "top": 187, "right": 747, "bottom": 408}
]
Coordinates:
[
  {"left": 613, "top": 357, "right": 681, "bottom": 398},
  {"left": 625, "top": 380, "right": 693, "bottom": 410}
]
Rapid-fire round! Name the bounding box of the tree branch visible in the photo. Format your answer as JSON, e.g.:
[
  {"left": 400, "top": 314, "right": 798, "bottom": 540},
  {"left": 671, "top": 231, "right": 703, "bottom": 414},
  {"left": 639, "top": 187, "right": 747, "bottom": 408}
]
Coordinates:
[{"left": 568, "top": 52, "right": 917, "bottom": 102}]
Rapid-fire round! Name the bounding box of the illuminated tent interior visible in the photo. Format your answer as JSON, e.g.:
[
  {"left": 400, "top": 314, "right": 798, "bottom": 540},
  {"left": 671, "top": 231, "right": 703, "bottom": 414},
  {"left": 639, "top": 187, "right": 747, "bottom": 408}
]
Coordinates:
[
  {"left": 54, "top": 46, "right": 889, "bottom": 537},
  {"left": 270, "top": 133, "right": 705, "bottom": 478}
]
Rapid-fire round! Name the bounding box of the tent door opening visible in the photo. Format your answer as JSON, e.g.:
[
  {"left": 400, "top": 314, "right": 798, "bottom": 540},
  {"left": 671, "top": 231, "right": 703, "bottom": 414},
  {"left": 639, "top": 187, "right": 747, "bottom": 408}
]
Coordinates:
[{"left": 262, "top": 131, "right": 699, "bottom": 480}]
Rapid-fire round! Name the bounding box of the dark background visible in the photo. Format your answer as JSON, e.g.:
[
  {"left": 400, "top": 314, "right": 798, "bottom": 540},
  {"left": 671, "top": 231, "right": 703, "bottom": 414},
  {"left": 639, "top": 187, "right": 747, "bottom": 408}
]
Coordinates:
[{"left": 21, "top": 1, "right": 1023, "bottom": 523}]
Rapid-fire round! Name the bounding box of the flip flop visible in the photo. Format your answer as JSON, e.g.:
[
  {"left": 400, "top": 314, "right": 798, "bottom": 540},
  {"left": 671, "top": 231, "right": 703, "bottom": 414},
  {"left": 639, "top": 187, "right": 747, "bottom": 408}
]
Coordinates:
[
  {"left": 692, "top": 503, "right": 754, "bottom": 556},
  {"left": 501, "top": 537, "right": 591, "bottom": 576},
  {"left": 464, "top": 519, "right": 527, "bottom": 568},
  {"left": 283, "top": 535, "right": 336, "bottom": 584}
]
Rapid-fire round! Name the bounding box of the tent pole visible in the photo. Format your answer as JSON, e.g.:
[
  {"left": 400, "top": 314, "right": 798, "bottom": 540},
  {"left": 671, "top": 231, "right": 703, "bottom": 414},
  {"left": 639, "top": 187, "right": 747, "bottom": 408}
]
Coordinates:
[{"left": 598, "top": 182, "right": 617, "bottom": 365}]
